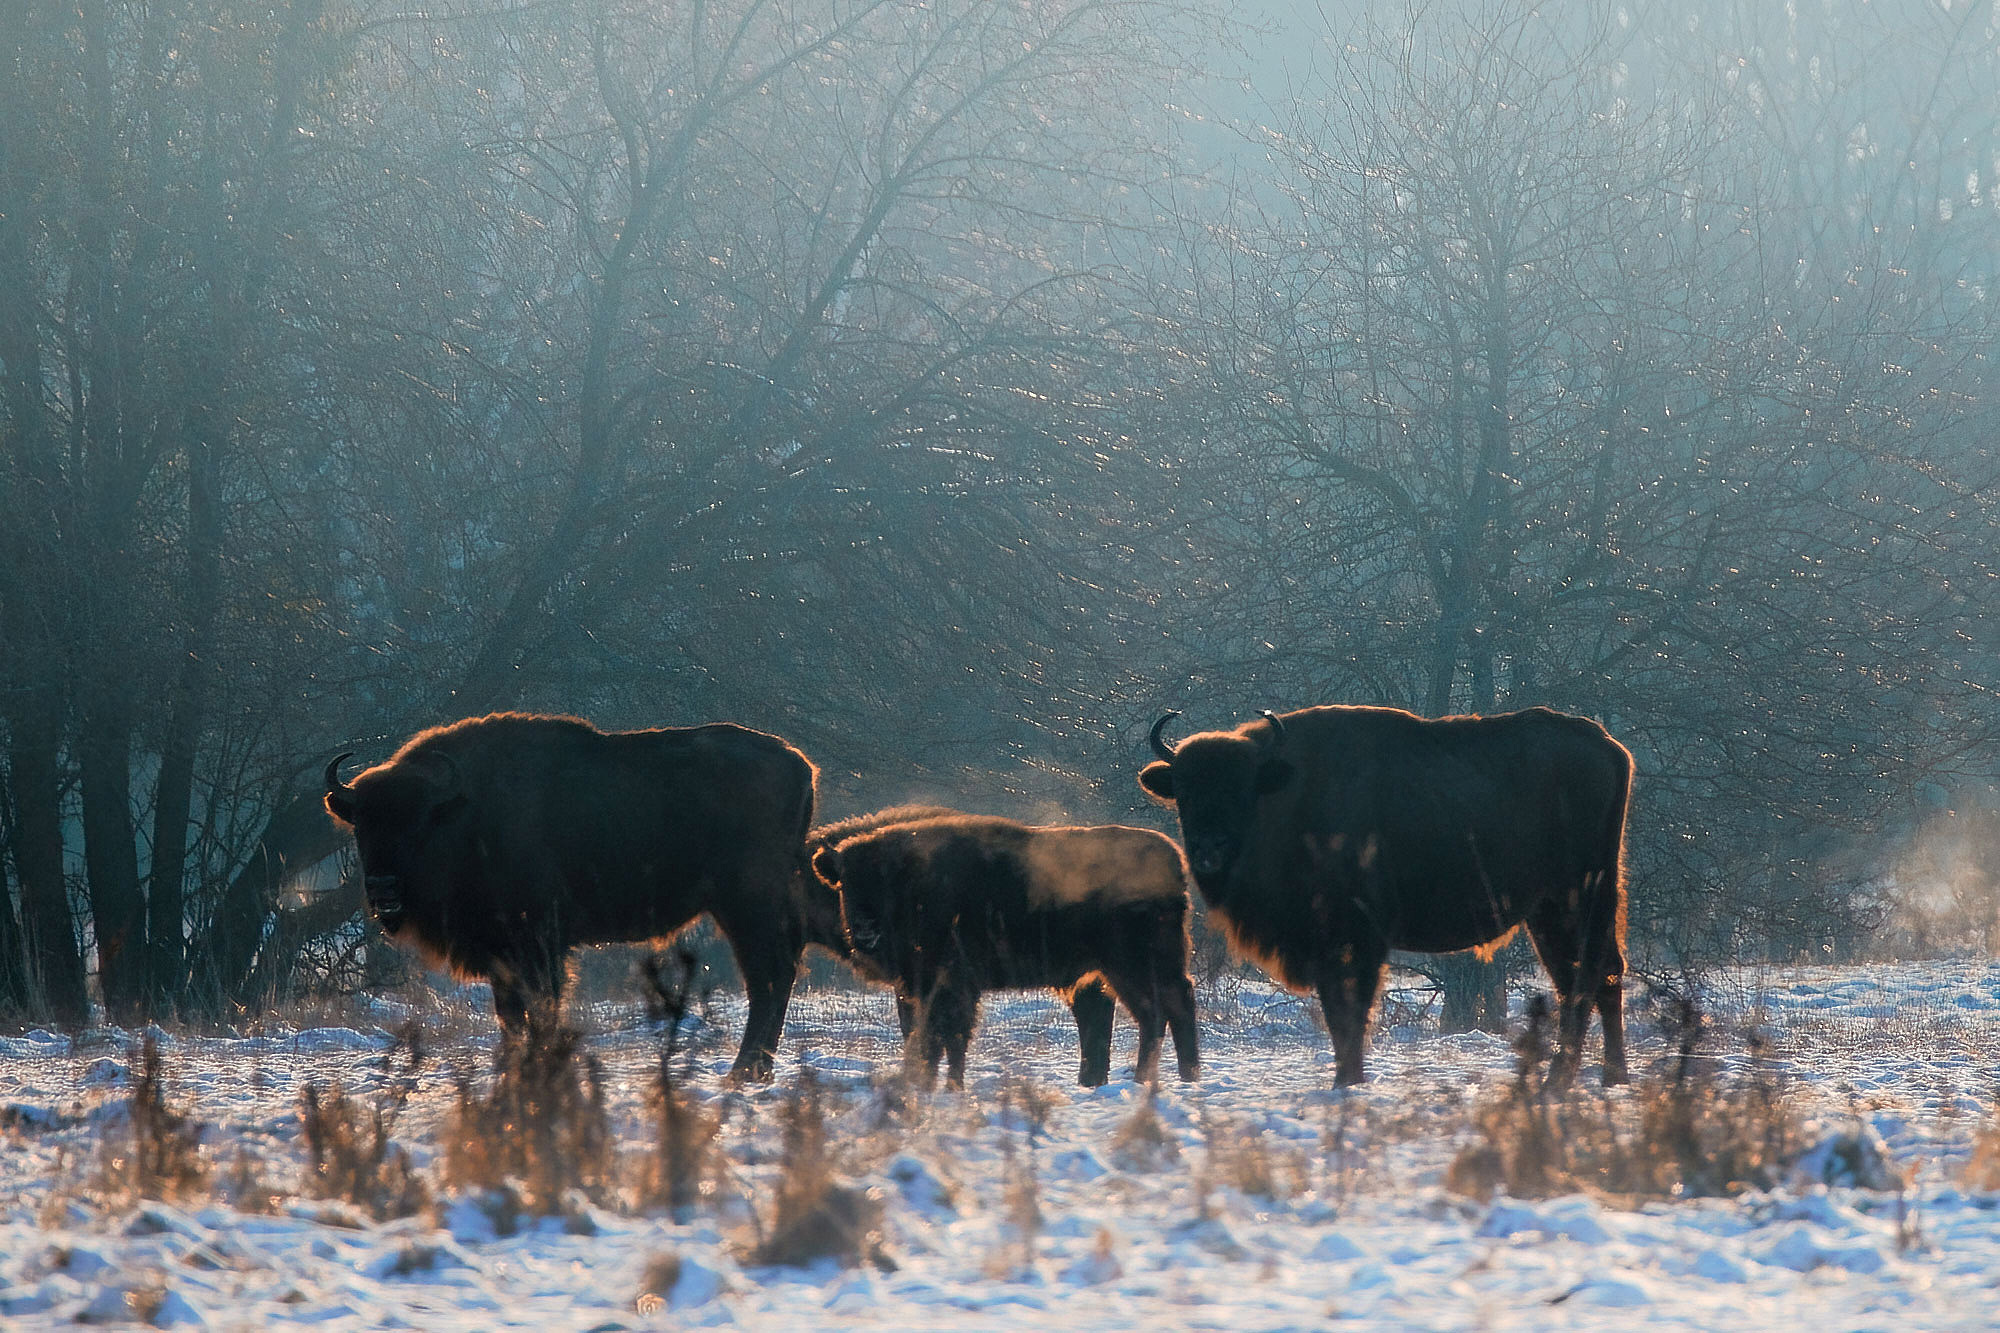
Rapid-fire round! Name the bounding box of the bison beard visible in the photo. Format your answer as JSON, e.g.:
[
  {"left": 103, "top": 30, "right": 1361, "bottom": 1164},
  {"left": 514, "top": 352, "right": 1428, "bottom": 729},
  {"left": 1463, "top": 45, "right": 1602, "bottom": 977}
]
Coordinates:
[
  {"left": 324, "top": 712, "right": 818, "bottom": 1082},
  {"left": 1140, "top": 705, "right": 1632, "bottom": 1089},
  {"left": 812, "top": 815, "right": 1200, "bottom": 1090}
]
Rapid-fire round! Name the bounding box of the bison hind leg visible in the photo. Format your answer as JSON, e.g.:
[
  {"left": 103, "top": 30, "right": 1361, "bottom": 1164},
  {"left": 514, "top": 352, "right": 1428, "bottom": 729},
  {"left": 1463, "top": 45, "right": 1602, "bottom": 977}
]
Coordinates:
[
  {"left": 1067, "top": 980, "right": 1115, "bottom": 1088},
  {"left": 1162, "top": 975, "right": 1199, "bottom": 1081},
  {"left": 1595, "top": 977, "right": 1628, "bottom": 1086},
  {"left": 1525, "top": 890, "right": 1626, "bottom": 1088}
]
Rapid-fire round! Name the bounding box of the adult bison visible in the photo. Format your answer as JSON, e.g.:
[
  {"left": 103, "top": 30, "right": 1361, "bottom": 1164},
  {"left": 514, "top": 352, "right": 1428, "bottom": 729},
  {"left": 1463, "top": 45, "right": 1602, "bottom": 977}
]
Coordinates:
[
  {"left": 1139, "top": 705, "right": 1631, "bottom": 1088},
  {"left": 323, "top": 712, "right": 818, "bottom": 1081},
  {"left": 811, "top": 813, "right": 1200, "bottom": 1089}
]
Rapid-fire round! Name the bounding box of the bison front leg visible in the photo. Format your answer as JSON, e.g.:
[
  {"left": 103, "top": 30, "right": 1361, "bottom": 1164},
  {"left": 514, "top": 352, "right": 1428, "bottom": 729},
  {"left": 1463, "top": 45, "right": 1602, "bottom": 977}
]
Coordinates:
[
  {"left": 1316, "top": 946, "right": 1387, "bottom": 1087},
  {"left": 1527, "top": 887, "right": 1627, "bottom": 1089},
  {"left": 1069, "top": 982, "right": 1115, "bottom": 1087},
  {"left": 489, "top": 950, "right": 568, "bottom": 1043},
  {"left": 491, "top": 972, "right": 532, "bottom": 1039}
]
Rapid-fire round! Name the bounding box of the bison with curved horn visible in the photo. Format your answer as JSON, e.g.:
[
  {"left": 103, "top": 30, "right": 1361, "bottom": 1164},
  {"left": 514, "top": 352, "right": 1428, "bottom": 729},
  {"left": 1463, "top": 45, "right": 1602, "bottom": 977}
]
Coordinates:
[
  {"left": 324, "top": 712, "right": 819, "bottom": 1082},
  {"left": 1139, "top": 705, "right": 1631, "bottom": 1088}
]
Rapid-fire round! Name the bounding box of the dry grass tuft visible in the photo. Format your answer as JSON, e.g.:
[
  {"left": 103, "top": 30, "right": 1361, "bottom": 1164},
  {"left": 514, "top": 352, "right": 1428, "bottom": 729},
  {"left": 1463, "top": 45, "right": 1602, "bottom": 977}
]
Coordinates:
[
  {"left": 984, "top": 1124, "right": 1043, "bottom": 1279},
  {"left": 1110, "top": 1086, "right": 1181, "bottom": 1171},
  {"left": 300, "top": 1083, "right": 429, "bottom": 1220},
  {"left": 443, "top": 1022, "right": 611, "bottom": 1219},
  {"left": 219, "top": 1147, "right": 279, "bottom": 1214},
  {"left": 99, "top": 1037, "right": 206, "bottom": 1203},
  {"left": 300, "top": 1024, "right": 428, "bottom": 1220},
  {"left": 746, "top": 1071, "right": 892, "bottom": 1270},
  {"left": 1960, "top": 1102, "right": 2000, "bottom": 1192},
  {"left": 639, "top": 950, "right": 727, "bottom": 1215},
  {"left": 1447, "top": 992, "right": 1801, "bottom": 1201},
  {"left": 1201, "top": 1114, "right": 1307, "bottom": 1203}
]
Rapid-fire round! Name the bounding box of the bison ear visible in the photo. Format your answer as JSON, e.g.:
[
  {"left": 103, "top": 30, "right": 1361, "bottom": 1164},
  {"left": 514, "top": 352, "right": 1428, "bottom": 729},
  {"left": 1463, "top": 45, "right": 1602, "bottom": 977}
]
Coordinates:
[
  {"left": 811, "top": 844, "right": 843, "bottom": 890},
  {"left": 1137, "top": 761, "right": 1176, "bottom": 802},
  {"left": 1255, "top": 759, "right": 1295, "bottom": 795},
  {"left": 325, "top": 790, "right": 358, "bottom": 826}
]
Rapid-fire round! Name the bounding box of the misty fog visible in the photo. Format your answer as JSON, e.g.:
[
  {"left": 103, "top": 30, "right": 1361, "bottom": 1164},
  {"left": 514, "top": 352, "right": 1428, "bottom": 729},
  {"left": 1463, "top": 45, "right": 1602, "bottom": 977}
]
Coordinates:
[{"left": 0, "top": 0, "right": 1995, "bottom": 1025}]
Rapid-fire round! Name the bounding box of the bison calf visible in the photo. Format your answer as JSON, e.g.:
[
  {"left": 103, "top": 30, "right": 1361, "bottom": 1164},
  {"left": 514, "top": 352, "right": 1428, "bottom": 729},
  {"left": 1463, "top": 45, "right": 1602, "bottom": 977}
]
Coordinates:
[
  {"left": 324, "top": 712, "right": 818, "bottom": 1082},
  {"left": 1140, "top": 705, "right": 1631, "bottom": 1088},
  {"left": 806, "top": 806, "right": 1117, "bottom": 1063},
  {"left": 812, "top": 814, "right": 1200, "bottom": 1089}
]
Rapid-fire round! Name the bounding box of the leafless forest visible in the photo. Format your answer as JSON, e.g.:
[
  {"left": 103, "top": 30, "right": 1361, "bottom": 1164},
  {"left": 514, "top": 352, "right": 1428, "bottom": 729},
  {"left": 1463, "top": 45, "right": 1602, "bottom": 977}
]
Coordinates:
[{"left": 1, "top": 0, "right": 1997, "bottom": 1028}]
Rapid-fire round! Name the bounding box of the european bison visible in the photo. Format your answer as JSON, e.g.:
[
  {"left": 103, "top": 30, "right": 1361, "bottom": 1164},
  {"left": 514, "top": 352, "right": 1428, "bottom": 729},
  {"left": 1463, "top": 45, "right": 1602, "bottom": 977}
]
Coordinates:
[
  {"left": 805, "top": 805, "right": 1118, "bottom": 1067},
  {"left": 811, "top": 813, "right": 1200, "bottom": 1089},
  {"left": 324, "top": 712, "right": 818, "bottom": 1081},
  {"left": 1139, "top": 705, "right": 1631, "bottom": 1087}
]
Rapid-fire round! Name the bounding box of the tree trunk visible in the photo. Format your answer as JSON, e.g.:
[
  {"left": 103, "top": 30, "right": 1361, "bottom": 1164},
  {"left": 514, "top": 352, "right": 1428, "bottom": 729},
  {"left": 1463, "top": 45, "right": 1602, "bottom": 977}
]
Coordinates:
[
  {"left": 0, "top": 18, "right": 87, "bottom": 1022},
  {"left": 0, "top": 761, "right": 32, "bottom": 1010},
  {"left": 3, "top": 716, "right": 89, "bottom": 1024},
  {"left": 144, "top": 400, "right": 225, "bottom": 1015}
]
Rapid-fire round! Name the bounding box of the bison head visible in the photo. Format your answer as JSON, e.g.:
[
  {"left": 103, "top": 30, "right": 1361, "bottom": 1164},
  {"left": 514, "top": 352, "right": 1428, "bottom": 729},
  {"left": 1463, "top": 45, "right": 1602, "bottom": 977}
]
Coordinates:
[
  {"left": 1137, "top": 711, "right": 1294, "bottom": 892},
  {"left": 810, "top": 842, "right": 896, "bottom": 979},
  {"left": 803, "top": 843, "right": 857, "bottom": 956},
  {"left": 325, "top": 748, "right": 467, "bottom": 937}
]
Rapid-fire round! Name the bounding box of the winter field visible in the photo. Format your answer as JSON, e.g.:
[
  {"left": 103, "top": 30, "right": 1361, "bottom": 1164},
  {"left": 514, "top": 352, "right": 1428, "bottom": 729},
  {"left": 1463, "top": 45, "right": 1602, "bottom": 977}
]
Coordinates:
[{"left": 5, "top": 961, "right": 2000, "bottom": 1331}]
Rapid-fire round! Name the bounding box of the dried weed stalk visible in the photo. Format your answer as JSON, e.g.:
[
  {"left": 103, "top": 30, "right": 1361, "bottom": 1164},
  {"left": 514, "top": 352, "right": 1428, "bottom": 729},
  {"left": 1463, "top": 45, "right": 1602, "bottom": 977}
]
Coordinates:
[
  {"left": 1110, "top": 1086, "right": 1181, "bottom": 1172},
  {"left": 300, "top": 1024, "right": 429, "bottom": 1220},
  {"left": 1201, "top": 1113, "right": 1307, "bottom": 1203},
  {"left": 984, "top": 1132, "right": 1043, "bottom": 1279},
  {"left": 1960, "top": 1097, "right": 2000, "bottom": 1192},
  {"left": 99, "top": 1037, "right": 206, "bottom": 1203},
  {"left": 747, "top": 1071, "right": 891, "bottom": 1270},
  {"left": 443, "top": 1022, "right": 611, "bottom": 1215},
  {"left": 640, "top": 949, "right": 727, "bottom": 1214},
  {"left": 1447, "top": 992, "right": 1800, "bottom": 1201}
]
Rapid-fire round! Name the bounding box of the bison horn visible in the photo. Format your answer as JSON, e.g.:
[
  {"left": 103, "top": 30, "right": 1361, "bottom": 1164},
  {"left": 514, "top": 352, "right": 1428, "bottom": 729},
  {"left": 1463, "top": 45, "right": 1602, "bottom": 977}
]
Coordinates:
[
  {"left": 1149, "top": 711, "right": 1182, "bottom": 762},
  {"left": 1259, "top": 710, "right": 1287, "bottom": 746},
  {"left": 325, "top": 753, "right": 356, "bottom": 795}
]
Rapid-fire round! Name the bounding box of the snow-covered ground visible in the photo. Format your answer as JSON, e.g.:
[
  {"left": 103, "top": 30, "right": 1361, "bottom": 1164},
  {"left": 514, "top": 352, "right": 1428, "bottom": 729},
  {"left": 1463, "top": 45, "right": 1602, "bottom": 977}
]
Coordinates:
[{"left": 5, "top": 961, "right": 2000, "bottom": 1330}]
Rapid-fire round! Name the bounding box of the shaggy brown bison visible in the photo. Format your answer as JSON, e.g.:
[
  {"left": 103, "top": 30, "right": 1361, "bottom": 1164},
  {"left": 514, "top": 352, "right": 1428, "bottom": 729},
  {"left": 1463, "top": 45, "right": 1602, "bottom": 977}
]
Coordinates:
[
  {"left": 811, "top": 813, "right": 1200, "bottom": 1089},
  {"left": 324, "top": 712, "right": 818, "bottom": 1081},
  {"left": 806, "top": 805, "right": 1118, "bottom": 1070},
  {"left": 1139, "top": 705, "right": 1631, "bottom": 1088}
]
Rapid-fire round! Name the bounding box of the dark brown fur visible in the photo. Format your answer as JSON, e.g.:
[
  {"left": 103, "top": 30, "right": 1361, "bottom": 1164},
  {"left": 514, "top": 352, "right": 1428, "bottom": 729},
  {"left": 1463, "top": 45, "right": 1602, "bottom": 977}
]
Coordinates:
[
  {"left": 324, "top": 713, "right": 818, "bottom": 1081},
  {"left": 1139, "top": 705, "right": 1631, "bottom": 1087},
  {"left": 807, "top": 805, "right": 1121, "bottom": 1069},
  {"left": 812, "top": 814, "right": 1200, "bottom": 1089}
]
